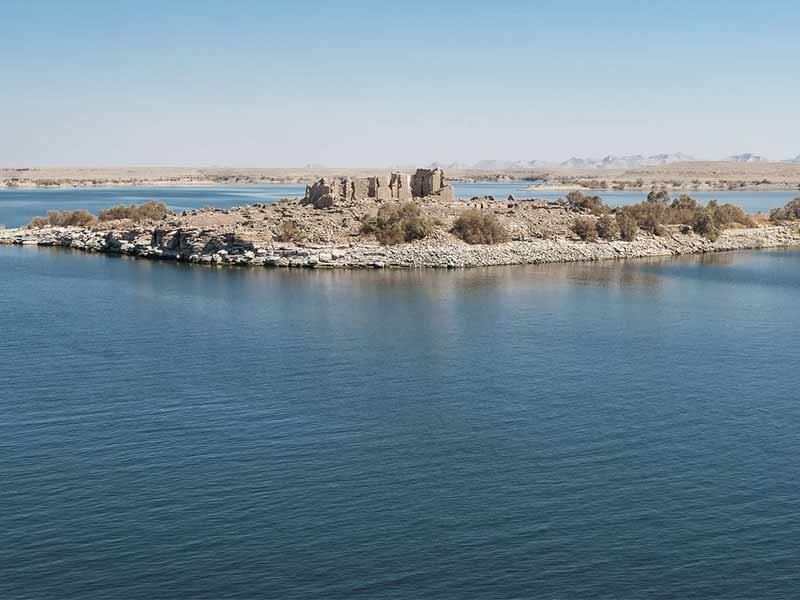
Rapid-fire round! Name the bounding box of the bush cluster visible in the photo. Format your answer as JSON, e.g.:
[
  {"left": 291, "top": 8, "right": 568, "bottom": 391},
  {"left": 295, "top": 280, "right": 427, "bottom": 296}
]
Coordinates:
[
  {"left": 28, "top": 210, "right": 97, "bottom": 228},
  {"left": 571, "top": 217, "right": 598, "bottom": 241},
  {"left": 770, "top": 197, "right": 800, "bottom": 222},
  {"left": 565, "top": 191, "right": 607, "bottom": 215},
  {"left": 690, "top": 208, "right": 721, "bottom": 241},
  {"left": 616, "top": 213, "right": 639, "bottom": 241},
  {"left": 27, "top": 201, "right": 172, "bottom": 229},
  {"left": 97, "top": 201, "right": 171, "bottom": 222},
  {"left": 572, "top": 214, "right": 626, "bottom": 242},
  {"left": 705, "top": 200, "right": 756, "bottom": 228},
  {"left": 620, "top": 192, "right": 754, "bottom": 239},
  {"left": 451, "top": 209, "right": 509, "bottom": 244},
  {"left": 596, "top": 214, "right": 620, "bottom": 240},
  {"left": 361, "top": 202, "right": 435, "bottom": 245}
]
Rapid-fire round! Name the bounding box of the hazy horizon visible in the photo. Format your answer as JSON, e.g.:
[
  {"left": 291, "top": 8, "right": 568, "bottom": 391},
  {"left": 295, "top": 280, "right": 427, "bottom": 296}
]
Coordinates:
[
  {"left": 4, "top": 154, "right": 800, "bottom": 171},
  {"left": 3, "top": 0, "right": 800, "bottom": 167}
]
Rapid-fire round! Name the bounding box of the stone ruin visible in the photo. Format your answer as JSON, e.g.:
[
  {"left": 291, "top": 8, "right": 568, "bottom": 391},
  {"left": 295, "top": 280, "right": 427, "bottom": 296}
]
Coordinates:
[{"left": 304, "top": 168, "right": 454, "bottom": 208}]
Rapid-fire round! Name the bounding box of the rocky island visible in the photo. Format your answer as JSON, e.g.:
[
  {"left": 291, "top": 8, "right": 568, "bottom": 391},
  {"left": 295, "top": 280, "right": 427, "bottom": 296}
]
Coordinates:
[{"left": 2, "top": 169, "right": 800, "bottom": 269}]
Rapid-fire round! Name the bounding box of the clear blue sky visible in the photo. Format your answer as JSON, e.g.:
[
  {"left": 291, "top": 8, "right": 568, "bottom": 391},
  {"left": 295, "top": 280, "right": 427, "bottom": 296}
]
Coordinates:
[{"left": 2, "top": 0, "right": 799, "bottom": 166}]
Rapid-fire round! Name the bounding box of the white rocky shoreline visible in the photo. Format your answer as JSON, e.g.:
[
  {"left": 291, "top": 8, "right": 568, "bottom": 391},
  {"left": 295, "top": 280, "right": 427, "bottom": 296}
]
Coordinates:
[{"left": 2, "top": 224, "right": 799, "bottom": 269}]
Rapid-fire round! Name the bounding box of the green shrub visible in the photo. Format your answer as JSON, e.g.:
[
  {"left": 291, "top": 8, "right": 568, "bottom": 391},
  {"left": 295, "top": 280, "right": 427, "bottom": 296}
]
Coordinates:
[
  {"left": 671, "top": 195, "right": 699, "bottom": 210},
  {"left": 27, "top": 210, "right": 96, "bottom": 228},
  {"left": 565, "top": 191, "right": 607, "bottom": 215},
  {"left": 691, "top": 209, "right": 721, "bottom": 241},
  {"left": 616, "top": 213, "right": 638, "bottom": 241},
  {"left": 668, "top": 195, "right": 701, "bottom": 224},
  {"left": 451, "top": 209, "right": 509, "bottom": 244},
  {"left": 770, "top": 197, "right": 800, "bottom": 222},
  {"left": 621, "top": 202, "right": 667, "bottom": 235},
  {"left": 640, "top": 214, "right": 666, "bottom": 236},
  {"left": 647, "top": 189, "right": 671, "bottom": 204},
  {"left": 596, "top": 214, "right": 620, "bottom": 240},
  {"left": 361, "top": 202, "right": 435, "bottom": 245},
  {"left": 709, "top": 201, "right": 756, "bottom": 228},
  {"left": 98, "top": 201, "right": 171, "bottom": 222},
  {"left": 571, "top": 217, "right": 598, "bottom": 241},
  {"left": 621, "top": 193, "right": 755, "bottom": 236},
  {"left": 403, "top": 213, "right": 435, "bottom": 241}
]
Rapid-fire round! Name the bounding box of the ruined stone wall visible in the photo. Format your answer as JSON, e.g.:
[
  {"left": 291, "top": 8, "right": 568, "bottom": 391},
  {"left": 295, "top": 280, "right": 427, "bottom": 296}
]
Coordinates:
[
  {"left": 411, "top": 168, "right": 443, "bottom": 197},
  {"left": 388, "top": 173, "right": 412, "bottom": 200},
  {"left": 411, "top": 168, "right": 453, "bottom": 202},
  {"left": 305, "top": 169, "right": 452, "bottom": 208}
]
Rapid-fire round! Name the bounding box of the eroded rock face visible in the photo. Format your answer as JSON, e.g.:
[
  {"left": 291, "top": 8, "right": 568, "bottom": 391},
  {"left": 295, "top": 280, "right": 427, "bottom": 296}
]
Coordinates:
[{"left": 304, "top": 169, "right": 453, "bottom": 208}]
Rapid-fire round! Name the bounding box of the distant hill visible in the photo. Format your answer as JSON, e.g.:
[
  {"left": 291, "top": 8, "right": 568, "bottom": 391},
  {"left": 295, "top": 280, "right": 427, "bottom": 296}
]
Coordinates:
[
  {"left": 426, "top": 153, "right": 800, "bottom": 171},
  {"left": 644, "top": 153, "right": 696, "bottom": 165},
  {"left": 560, "top": 153, "right": 695, "bottom": 169},
  {"left": 431, "top": 155, "right": 696, "bottom": 171},
  {"left": 430, "top": 160, "right": 554, "bottom": 171},
  {"left": 560, "top": 157, "right": 598, "bottom": 169},
  {"left": 427, "top": 161, "right": 473, "bottom": 170},
  {"left": 471, "top": 160, "right": 551, "bottom": 170},
  {"left": 727, "top": 153, "right": 768, "bottom": 163}
]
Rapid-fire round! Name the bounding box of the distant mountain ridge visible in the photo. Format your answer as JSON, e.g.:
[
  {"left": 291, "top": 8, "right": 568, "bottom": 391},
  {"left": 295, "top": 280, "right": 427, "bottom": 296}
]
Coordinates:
[
  {"left": 430, "top": 159, "right": 552, "bottom": 171},
  {"left": 430, "top": 153, "right": 696, "bottom": 170},
  {"left": 559, "top": 154, "right": 696, "bottom": 169},
  {"left": 726, "top": 153, "right": 768, "bottom": 163},
  {"left": 428, "top": 153, "right": 800, "bottom": 170},
  {"left": 561, "top": 152, "right": 695, "bottom": 169}
]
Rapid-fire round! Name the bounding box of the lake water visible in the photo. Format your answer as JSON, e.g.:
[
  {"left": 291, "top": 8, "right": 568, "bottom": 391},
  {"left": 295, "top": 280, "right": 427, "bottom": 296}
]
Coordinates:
[
  {"left": 2, "top": 244, "right": 799, "bottom": 599},
  {"left": 0, "top": 184, "right": 797, "bottom": 228}
]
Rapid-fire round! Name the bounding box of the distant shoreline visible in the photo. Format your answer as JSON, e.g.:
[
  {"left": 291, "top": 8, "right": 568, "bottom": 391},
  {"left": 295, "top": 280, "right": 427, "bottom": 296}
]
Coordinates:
[{"left": 5, "top": 162, "right": 800, "bottom": 192}]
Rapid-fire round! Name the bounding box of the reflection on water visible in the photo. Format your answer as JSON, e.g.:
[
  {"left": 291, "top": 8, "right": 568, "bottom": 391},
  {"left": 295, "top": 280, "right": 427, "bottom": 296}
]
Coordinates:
[{"left": 29, "top": 244, "right": 800, "bottom": 297}]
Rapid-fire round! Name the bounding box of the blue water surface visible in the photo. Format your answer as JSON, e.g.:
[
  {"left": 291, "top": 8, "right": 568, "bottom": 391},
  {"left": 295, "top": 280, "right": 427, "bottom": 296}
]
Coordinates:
[{"left": 1, "top": 245, "right": 799, "bottom": 599}]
